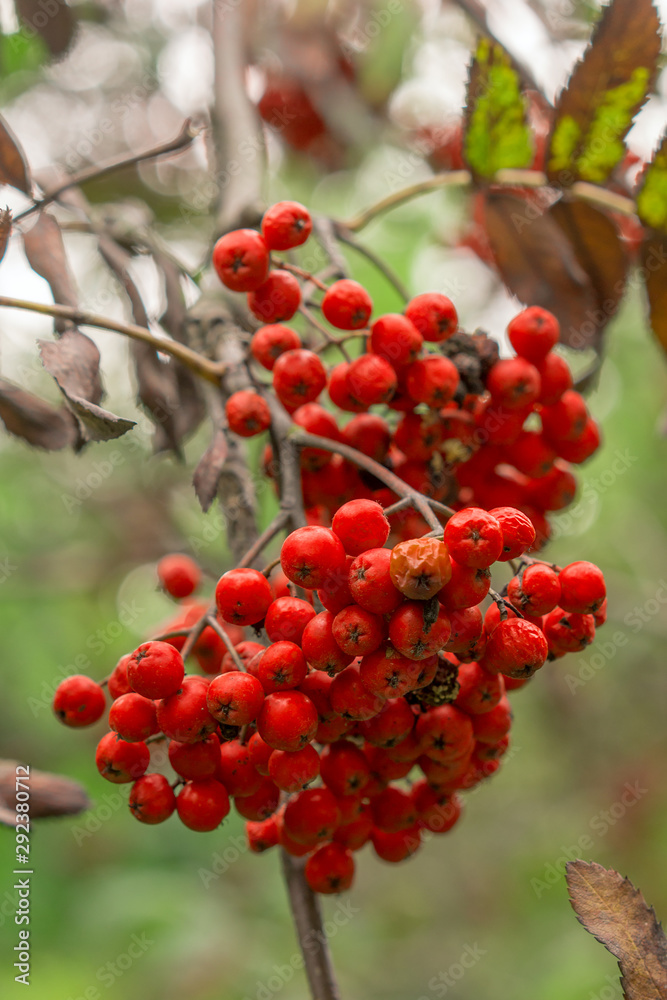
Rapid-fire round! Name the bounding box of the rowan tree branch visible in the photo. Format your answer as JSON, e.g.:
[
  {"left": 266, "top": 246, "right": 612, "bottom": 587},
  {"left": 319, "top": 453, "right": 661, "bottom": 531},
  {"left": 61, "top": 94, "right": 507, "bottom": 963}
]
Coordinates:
[{"left": 281, "top": 853, "right": 342, "bottom": 1000}]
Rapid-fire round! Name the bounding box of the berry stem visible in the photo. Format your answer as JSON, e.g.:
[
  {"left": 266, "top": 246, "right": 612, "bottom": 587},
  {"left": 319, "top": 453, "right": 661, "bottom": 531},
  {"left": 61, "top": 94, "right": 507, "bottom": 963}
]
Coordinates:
[
  {"left": 278, "top": 261, "right": 329, "bottom": 292},
  {"left": 299, "top": 305, "right": 352, "bottom": 362},
  {"left": 237, "top": 510, "right": 291, "bottom": 568},
  {"left": 281, "top": 851, "right": 342, "bottom": 1000},
  {"left": 204, "top": 615, "right": 247, "bottom": 672}
]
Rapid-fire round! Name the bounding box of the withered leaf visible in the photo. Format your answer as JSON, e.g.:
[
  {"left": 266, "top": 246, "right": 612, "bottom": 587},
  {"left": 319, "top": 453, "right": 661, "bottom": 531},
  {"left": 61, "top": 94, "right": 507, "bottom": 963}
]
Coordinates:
[
  {"left": 546, "top": 0, "right": 661, "bottom": 185},
  {"left": 39, "top": 327, "right": 103, "bottom": 405},
  {"left": 549, "top": 199, "right": 628, "bottom": 350},
  {"left": 482, "top": 190, "right": 600, "bottom": 349},
  {"left": 23, "top": 212, "right": 78, "bottom": 310},
  {"left": 0, "top": 377, "right": 78, "bottom": 450},
  {"left": 193, "top": 427, "right": 228, "bottom": 512},
  {"left": 0, "top": 114, "right": 31, "bottom": 194},
  {"left": 0, "top": 760, "right": 90, "bottom": 826},
  {"left": 566, "top": 860, "right": 667, "bottom": 999},
  {"left": 0, "top": 207, "right": 12, "bottom": 264},
  {"left": 641, "top": 232, "right": 667, "bottom": 357},
  {"left": 56, "top": 392, "right": 136, "bottom": 443},
  {"left": 15, "top": 0, "right": 77, "bottom": 58}
]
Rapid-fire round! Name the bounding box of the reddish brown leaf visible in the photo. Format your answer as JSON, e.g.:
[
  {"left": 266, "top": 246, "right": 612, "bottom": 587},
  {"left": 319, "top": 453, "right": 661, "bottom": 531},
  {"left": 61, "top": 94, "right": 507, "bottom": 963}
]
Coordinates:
[
  {"left": 546, "top": 0, "right": 661, "bottom": 185},
  {"left": 641, "top": 232, "right": 667, "bottom": 357},
  {"left": 482, "top": 190, "right": 600, "bottom": 348},
  {"left": 0, "top": 115, "right": 31, "bottom": 194},
  {"left": 549, "top": 199, "right": 628, "bottom": 350},
  {"left": 566, "top": 860, "right": 667, "bottom": 999},
  {"left": 23, "top": 212, "right": 77, "bottom": 310},
  {"left": 0, "top": 208, "right": 12, "bottom": 264},
  {"left": 193, "top": 427, "right": 229, "bottom": 512},
  {"left": 0, "top": 760, "right": 90, "bottom": 826},
  {"left": 58, "top": 394, "right": 136, "bottom": 443},
  {"left": 0, "top": 378, "right": 78, "bottom": 450},
  {"left": 39, "top": 328, "right": 103, "bottom": 405},
  {"left": 16, "top": 0, "right": 77, "bottom": 58}
]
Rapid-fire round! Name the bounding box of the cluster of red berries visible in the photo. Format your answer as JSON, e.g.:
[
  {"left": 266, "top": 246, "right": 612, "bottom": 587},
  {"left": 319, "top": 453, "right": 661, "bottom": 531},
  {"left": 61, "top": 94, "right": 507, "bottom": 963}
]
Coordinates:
[
  {"left": 213, "top": 201, "right": 600, "bottom": 550},
  {"left": 53, "top": 503, "right": 606, "bottom": 894}
]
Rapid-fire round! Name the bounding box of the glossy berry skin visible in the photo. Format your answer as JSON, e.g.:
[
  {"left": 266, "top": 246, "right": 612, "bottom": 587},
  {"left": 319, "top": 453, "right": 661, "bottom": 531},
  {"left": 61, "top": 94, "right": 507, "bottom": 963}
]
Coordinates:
[
  {"left": 108, "top": 655, "right": 133, "bottom": 700},
  {"left": 234, "top": 778, "right": 280, "bottom": 821},
  {"left": 558, "top": 561, "right": 606, "bottom": 614},
  {"left": 507, "top": 306, "right": 560, "bottom": 362},
  {"left": 265, "top": 596, "right": 316, "bottom": 644},
  {"left": 280, "top": 525, "right": 347, "bottom": 590},
  {"left": 405, "top": 356, "right": 459, "bottom": 407},
  {"left": 272, "top": 349, "right": 327, "bottom": 411},
  {"left": 129, "top": 774, "right": 176, "bottom": 825},
  {"left": 329, "top": 664, "right": 384, "bottom": 721},
  {"left": 206, "top": 672, "right": 265, "bottom": 725},
  {"left": 332, "top": 605, "right": 385, "bottom": 657},
  {"left": 322, "top": 279, "right": 372, "bottom": 330},
  {"left": 471, "top": 696, "right": 512, "bottom": 744},
  {"left": 370, "top": 314, "right": 423, "bottom": 368},
  {"left": 455, "top": 661, "right": 503, "bottom": 715},
  {"left": 342, "top": 413, "right": 391, "bottom": 463},
  {"left": 345, "top": 354, "right": 397, "bottom": 406},
  {"left": 445, "top": 606, "right": 484, "bottom": 657},
  {"left": 226, "top": 390, "right": 271, "bottom": 437},
  {"left": 305, "top": 843, "right": 355, "bottom": 893},
  {"left": 543, "top": 608, "right": 596, "bottom": 654},
  {"left": 247, "top": 269, "right": 301, "bottom": 322},
  {"left": 157, "top": 554, "right": 201, "bottom": 599},
  {"left": 349, "top": 548, "right": 403, "bottom": 615},
  {"left": 541, "top": 390, "right": 588, "bottom": 442},
  {"left": 53, "top": 675, "right": 106, "bottom": 728},
  {"left": 412, "top": 783, "right": 461, "bottom": 834},
  {"left": 416, "top": 705, "right": 474, "bottom": 763},
  {"left": 246, "top": 815, "right": 280, "bottom": 853},
  {"left": 283, "top": 786, "right": 341, "bottom": 844},
  {"left": 212, "top": 229, "right": 269, "bottom": 292},
  {"left": 371, "top": 824, "right": 421, "bottom": 862},
  {"left": 157, "top": 677, "right": 217, "bottom": 743},
  {"left": 444, "top": 508, "right": 503, "bottom": 569},
  {"left": 405, "top": 293, "right": 457, "bottom": 342},
  {"left": 320, "top": 740, "right": 370, "bottom": 796},
  {"left": 215, "top": 568, "right": 273, "bottom": 626},
  {"left": 261, "top": 200, "right": 312, "bottom": 250},
  {"left": 536, "top": 352, "right": 572, "bottom": 405},
  {"left": 218, "top": 742, "right": 263, "bottom": 797},
  {"left": 437, "top": 560, "right": 490, "bottom": 610},
  {"left": 360, "top": 645, "right": 420, "bottom": 700},
  {"left": 268, "top": 745, "right": 320, "bottom": 792},
  {"left": 250, "top": 324, "right": 301, "bottom": 370},
  {"left": 168, "top": 735, "right": 221, "bottom": 780},
  {"left": 488, "top": 507, "right": 536, "bottom": 561},
  {"left": 487, "top": 357, "right": 541, "bottom": 410},
  {"left": 257, "top": 690, "right": 318, "bottom": 751},
  {"left": 371, "top": 786, "right": 417, "bottom": 832},
  {"left": 388, "top": 599, "right": 451, "bottom": 660},
  {"left": 302, "top": 611, "right": 354, "bottom": 675},
  {"left": 255, "top": 641, "right": 308, "bottom": 693},
  {"left": 334, "top": 806, "right": 374, "bottom": 851},
  {"left": 360, "top": 697, "right": 414, "bottom": 748},
  {"left": 109, "top": 692, "right": 159, "bottom": 742},
  {"left": 508, "top": 563, "right": 561, "bottom": 616},
  {"left": 328, "top": 362, "right": 368, "bottom": 412},
  {"left": 95, "top": 733, "right": 150, "bottom": 784},
  {"left": 176, "top": 779, "right": 230, "bottom": 832},
  {"left": 247, "top": 732, "right": 274, "bottom": 776},
  {"left": 390, "top": 538, "right": 452, "bottom": 600},
  {"left": 332, "top": 499, "right": 390, "bottom": 556},
  {"left": 127, "top": 641, "right": 185, "bottom": 700},
  {"left": 555, "top": 416, "right": 600, "bottom": 463},
  {"left": 481, "top": 618, "right": 548, "bottom": 679}
]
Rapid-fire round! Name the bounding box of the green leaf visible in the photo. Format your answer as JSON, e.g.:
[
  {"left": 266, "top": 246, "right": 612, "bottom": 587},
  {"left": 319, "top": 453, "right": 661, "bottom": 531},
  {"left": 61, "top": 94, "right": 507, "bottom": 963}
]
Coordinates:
[
  {"left": 546, "top": 0, "right": 661, "bottom": 185},
  {"left": 0, "top": 30, "right": 47, "bottom": 77},
  {"left": 463, "top": 38, "right": 533, "bottom": 180},
  {"left": 636, "top": 134, "right": 667, "bottom": 234}
]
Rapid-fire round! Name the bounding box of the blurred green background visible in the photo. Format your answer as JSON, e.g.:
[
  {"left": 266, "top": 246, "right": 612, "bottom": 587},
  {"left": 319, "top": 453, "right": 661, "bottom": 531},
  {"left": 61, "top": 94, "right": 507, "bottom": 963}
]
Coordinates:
[{"left": 1, "top": 1, "right": 667, "bottom": 998}]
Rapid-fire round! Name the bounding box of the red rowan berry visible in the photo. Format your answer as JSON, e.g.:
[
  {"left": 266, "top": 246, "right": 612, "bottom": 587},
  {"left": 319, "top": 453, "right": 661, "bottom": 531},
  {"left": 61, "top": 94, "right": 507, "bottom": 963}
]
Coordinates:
[
  {"left": 487, "top": 357, "right": 541, "bottom": 410},
  {"left": 371, "top": 824, "right": 421, "bottom": 862},
  {"left": 349, "top": 547, "right": 403, "bottom": 615},
  {"left": 207, "top": 672, "right": 265, "bottom": 725},
  {"left": 53, "top": 675, "right": 106, "bottom": 728},
  {"left": 305, "top": 843, "right": 355, "bottom": 893},
  {"left": 176, "top": 779, "right": 230, "bottom": 832},
  {"left": 328, "top": 362, "right": 368, "bottom": 412},
  {"left": 261, "top": 200, "right": 312, "bottom": 250},
  {"left": 371, "top": 786, "right": 417, "bottom": 832},
  {"left": 280, "top": 525, "right": 347, "bottom": 590},
  {"left": 246, "top": 814, "right": 280, "bottom": 853},
  {"left": 215, "top": 568, "right": 273, "bottom": 626},
  {"left": 157, "top": 553, "right": 201, "bottom": 599},
  {"left": 218, "top": 741, "right": 263, "bottom": 797},
  {"left": 444, "top": 606, "right": 484, "bottom": 656},
  {"left": 168, "top": 734, "right": 221, "bottom": 780},
  {"left": 268, "top": 745, "right": 319, "bottom": 793},
  {"left": 265, "top": 596, "right": 316, "bottom": 644},
  {"left": 554, "top": 416, "right": 600, "bottom": 463},
  {"left": 437, "top": 561, "right": 490, "bottom": 610},
  {"left": 444, "top": 508, "right": 503, "bottom": 569},
  {"left": 247, "top": 731, "right": 274, "bottom": 776},
  {"left": 507, "top": 306, "right": 560, "bottom": 363},
  {"left": 416, "top": 704, "right": 474, "bottom": 763},
  {"left": 405, "top": 356, "right": 459, "bottom": 407},
  {"left": 109, "top": 692, "right": 158, "bottom": 743},
  {"left": 543, "top": 608, "right": 596, "bottom": 654},
  {"left": 157, "top": 677, "right": 217, "bottom": 743},
  {"left": 226, "top": 390, "right": 271, "bottom": 438},
  {"left": 359, "top": 645, "right": 421, "bottom": 699},
  {"left": 558, "top": 561, "right": 606, "bottom": 613},
  {"left": 108, "top": 654, "right": 133, "bottom": 701},
  {"left": 488, "top": 507, "right": 536, "bottom": 561},
  {"left": 536, "top": 352, "right": 572, "bottom": 405},
  {"left": 318, "top": 561, "right": 355, "bottom": 616},
  {"left": 390, "top": 538, "right": 452, "bottom": 600},
  {"left": 455, "top": 661, "right": 503, "bottom": 715},
  {"left": 541, "top": 389, "right": 588, "bottom": 442},
  {"left": 302, "top": 611, "right": 355, "bottom": 674},
  {"left": 345, "top": 354, "right": 397, "bottom": 406},
  {"left": 257, "top": 690, "right": 318, "bottom": 751},
  {"left": 329, "top": 663, "right": 385, "bottom": 721},
  {"left": 95, "top": 732, "right": 150, "bottom": 783},
  {"left": 332, "top": 499, "right": 390, "bottom": 557},
  {"left": 255, "top": 641, "right": 308, "bottom": 693},
  {"left": 480, "top": 618, "right": 548, "bottom": 679},
  {"left": 505, "top": 431, "right": 556, "bottom": 479},
  {"left": 405, "top": 293, "right": 457, "bottom": 342},
  {"left": 341, "top": 413, "right": 391, "bottom": 462},
  {"left": 283, "top": 787, "right": 340, "bottom": 844},
  {"left": 334, "top": 806, "right": 374, "bottom": 850},
  {"left": 248, "top": 269, "right": 301, "bottom": 322},
  {"left": 127, "top": 641, "right": 185, "bottom": 700},
  {"left": 370, "top": 314, "right": 423, "bottom": 368},
  {"left": 320, "top": 740, "right": 370, "bottom": 797},
  {"left": 322, "top": 279, "right": 372, "bottom": 329},
  {"left": 251, "top": 323, "right": 302, "bottom": 370},
  {"left": 388, "top": 599, "right": 451, "bottom": 659},
  {"left": 129, "top": 774, "right": 176, "bottom": 825},
  {"left": 359, "top": 697, "right": 414, "bottom": 748},
  {"left": 411, "top": 782, "right": 461, "bottom": 834},
  {"left": 212, "top": 229, "right": 269, "bottom": 292},
  {"left": 234, "top": 778, "right": 280, "bottom": 821},
  {"left": 221, "top": 640, "right": 265, "bottom": 673},
  {"left": 332, "top": 605, "right": 385, "bottom": 656},
  {"left": 508, "top": 562, "right": 561, "bottom": 616},
  {"left": 526, "top": 461, "right": 576, "bottom": 511},
  {"left": 298, "top": 671, "right": 335, "bottom": 721},
  {"left": 471, "top": 696, "right": 512, "bottom": 744}
]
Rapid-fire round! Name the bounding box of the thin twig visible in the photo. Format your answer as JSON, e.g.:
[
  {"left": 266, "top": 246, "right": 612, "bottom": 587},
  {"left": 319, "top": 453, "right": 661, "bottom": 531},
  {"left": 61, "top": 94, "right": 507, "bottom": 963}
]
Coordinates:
[
  {"left": 334, "top": 226, "right": 410, "bottom": 303},
  {"left": 237, "top": 510, "right": 290, "bottom": 568},
  {"left": 15, "top": 119, "right": 202, "bottom": 223},
  {"left": 205, "top": 615, "right": 247, "bottom": 672},
  {"left": 299, "top": 305, "right": 352, "bottom": 362},
  {"left": 0, "top": 295, "right": 225, "bottom": 384}
]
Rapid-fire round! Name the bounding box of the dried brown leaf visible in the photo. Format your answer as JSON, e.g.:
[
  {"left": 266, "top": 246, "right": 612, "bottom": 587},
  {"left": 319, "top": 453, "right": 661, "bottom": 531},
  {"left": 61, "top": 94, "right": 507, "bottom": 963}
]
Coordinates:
[
  {"left": 0, "top": 208, "right": 12, "bottom": 264},
  {"left": 193, "top": 427, "right": 229, "bottom": 512},
  {"left": 0, "top": 378, "right": 78, "bottom": 450},
  {"left": 16, "top": 0, "right": 77, "bottom": 57},
  {"left": 39, "top": 327, "right": 103, "bottom": 404},
  {"left": 0, "top": 760, "right": 90, "bottom": 825},
  {"left": 58, "top": 393, "right": 136, "bottom": 443},
  {"left": 0, "top": 115, "right": 31, "bottom": 194},
  {"left": 23, "top": 213, "right": 77, "bottom": 309},
  {"left": 641, "top": 232, "right": 667, "bottom": 357},
  {"left": 566, "top": 860, "right": 667, "bottom": 999}
]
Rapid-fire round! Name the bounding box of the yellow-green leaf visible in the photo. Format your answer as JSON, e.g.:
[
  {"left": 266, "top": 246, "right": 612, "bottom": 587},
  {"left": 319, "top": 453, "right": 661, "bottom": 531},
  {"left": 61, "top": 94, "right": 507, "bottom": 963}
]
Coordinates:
[
  {"left": 463, "top": 38, "right": 533, "bottom": 180},
  {"left": 636, "top": 134, "right": 667, "bottom": 234}
]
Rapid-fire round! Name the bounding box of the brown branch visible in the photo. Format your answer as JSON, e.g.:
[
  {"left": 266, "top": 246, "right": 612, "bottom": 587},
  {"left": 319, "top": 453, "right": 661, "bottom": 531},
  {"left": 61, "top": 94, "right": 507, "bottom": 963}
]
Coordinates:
[
  {"left": 0, "top": 295, "right": 225, "bottom": 384},
  {"left": 15, "top": 119, "right": 202, "bottom": 223},
  {"left": 237, "top": 509, "right": 290, "bottom": 568},
  {"left": 334, "top": 227, "right": 409, "bottom": 303},
  {"left": 204, "top": 615, "right": 247, "bottom": 671},
  {"left": 281, "top": 852, "right": 341, "bottom": 1000}
]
